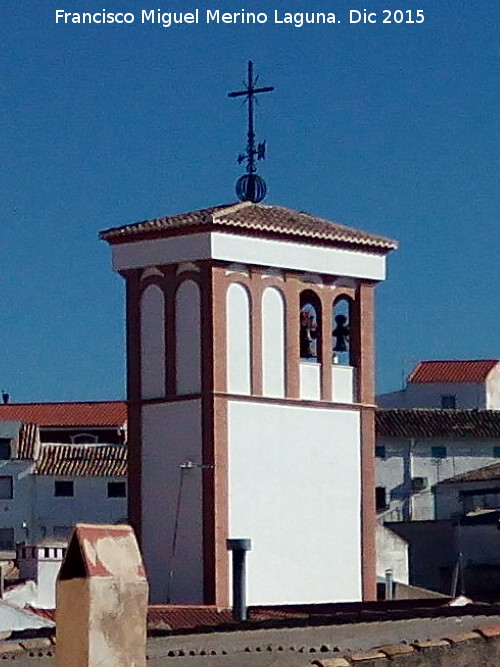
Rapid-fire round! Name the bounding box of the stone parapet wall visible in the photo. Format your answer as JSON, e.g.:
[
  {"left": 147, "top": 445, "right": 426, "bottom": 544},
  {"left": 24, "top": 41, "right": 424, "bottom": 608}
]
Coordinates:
[
  {"left": 4, "top": 617, "right": 500, "bottom": 665},
  {"left": 309, "top": 626, "right": 500, "bottom": 666}
]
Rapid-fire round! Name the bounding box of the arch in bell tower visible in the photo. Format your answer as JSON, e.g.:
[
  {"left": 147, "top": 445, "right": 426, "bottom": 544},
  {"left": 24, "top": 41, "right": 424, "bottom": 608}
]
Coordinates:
[
  {"left": 175, "top": 279, "right": 201, "bottom": 395},
  {"left": 262, "top": 286, "right": 286, "bottom": 398},
  {"left": 226, "top": 282, "right": 251, "bottom": 395},
  {"left": 140, "top": 284, "right": 165, "bottom": 399}
]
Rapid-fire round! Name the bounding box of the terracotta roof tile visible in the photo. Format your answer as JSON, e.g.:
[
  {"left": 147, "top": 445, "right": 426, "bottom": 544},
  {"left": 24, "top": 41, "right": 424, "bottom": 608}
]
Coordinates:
[
  {"left": 408, "top": 360, "right": 499, "bottom": 384},
  {"left": 35, "top": 443, "right": 127, "bottom": 477},
  {"left": 0, "top": 402, "right": 127, "bottom": 428},
  {"left": 438, "top": 462, "right": 500, "bottom": 485},
  {"left": 147, "top": 605, "right": 233, "bottom": 629},
  {"left": 100, "top": 201, "right": 397, "bottom": 252},
  {"left": 376, "top": 409, "right": 500, "bottom": 439}
]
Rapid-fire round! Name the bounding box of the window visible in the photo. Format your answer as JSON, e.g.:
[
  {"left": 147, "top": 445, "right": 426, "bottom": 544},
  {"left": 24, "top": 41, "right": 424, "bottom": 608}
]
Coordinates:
[
  {"left": 495, "top": 446, "right": 500, "bottom": 459},
  {"left": 71, "top": 433, "right": 98, "bottom": 444},
  {"left": 0, "top": 476, "right": 13, "bottom": 500},
  {"left": 375, "top": 486, "right": 388, "bottom": 511},
  {"left": 54, "top": 481, "right": 74, "bottom": 497},
  {"left": 108, "top": 482, "right": 126, "bottom": 498},
  {"left": 299, "top": 290, "right": 322, "bottom": 361},
  {"left": 375, "top": 446, "right": 386, "bottom": 459},
  {"left": 0, "top": 528, "right": 14, "bottom": 551},
  {"left": 431, "top": 446, "right": 447, "bottom": 459},
  {"left": 411, "top": 477, "right": 428, "bottom": 492},
  {"left": 441, "top": 395, "right": 456, "bottom": 409},
  {"left": 0, "top": 438, "right": 11, "bottom": 460},
  {"left": 332, "top": 296, "right": 353, "bottom": 365},
  {"left": 460, "top": 488, "right": 500, "bottom": 513}
]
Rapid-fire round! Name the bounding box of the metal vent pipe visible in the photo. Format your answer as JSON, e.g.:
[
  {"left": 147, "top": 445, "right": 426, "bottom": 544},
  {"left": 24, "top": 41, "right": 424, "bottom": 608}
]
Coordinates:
[{"left": 226, "top": 538, "right": 252, "bottom": 622}]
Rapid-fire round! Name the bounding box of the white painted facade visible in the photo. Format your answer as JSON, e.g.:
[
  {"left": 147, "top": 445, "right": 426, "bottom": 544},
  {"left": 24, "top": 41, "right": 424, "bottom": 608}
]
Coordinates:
[
  {"left": 378, "top": 363, "right": 500, "bottom": 410},
  {"left": 299, "top": 362, "right": 321, "bottom": 401},
  {"left": 486, "top": 364, "right": 500, "bottom": 408},
  {"left": 16, "top": 542, "right": 67, "bottom": 608},
  {"left": 33, "top": 475, "right": 127, "bottom": 541},
  {"left": 378, "top": 383, "right": 487, "bottom": 409},
  {"left": 113, "top": 231, "right": 387, "bottom": 281},
  {"left": 228, "top": 401, "right": 362, "bottom": 604},
  {"left": 0, "top": 460, "right": 34, "bottom": 548},
  {"left": 0, "top": 600, "right": 54, "bottom": 632},
  {"left": 0, "top": 462, "right": 126, "bottom": 548},
  {"left": 376, "top": 437, "right": 500, "bottom": 521},
  {"left": 141, "top": 401, "right": 204, "bottom": 604},
  {"left": 332, "top": 365, "right": 355, "bottom": 403},
  {"left": 298, "top": 362, "right": 356, "bottom": 404},
  {"left": 376, "top": 524, "right": 409, "bottom": 585}
]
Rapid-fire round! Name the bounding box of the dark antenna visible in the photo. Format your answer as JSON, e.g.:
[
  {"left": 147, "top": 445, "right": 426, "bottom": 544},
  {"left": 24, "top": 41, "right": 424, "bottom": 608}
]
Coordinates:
[{"left": 228, "top": 60, "right": 274, "bottom": 203}]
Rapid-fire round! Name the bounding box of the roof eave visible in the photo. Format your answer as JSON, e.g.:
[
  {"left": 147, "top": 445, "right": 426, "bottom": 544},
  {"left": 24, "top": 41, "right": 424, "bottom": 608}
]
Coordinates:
[{"left": 100, "top": 224, "right": 398, "bottom": 255}]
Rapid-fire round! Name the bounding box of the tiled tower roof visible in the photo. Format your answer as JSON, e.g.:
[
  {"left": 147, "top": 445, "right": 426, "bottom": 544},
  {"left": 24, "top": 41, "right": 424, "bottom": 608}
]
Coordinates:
[{"left": 100, "top": 201, "right": 397, "bottom": 252}]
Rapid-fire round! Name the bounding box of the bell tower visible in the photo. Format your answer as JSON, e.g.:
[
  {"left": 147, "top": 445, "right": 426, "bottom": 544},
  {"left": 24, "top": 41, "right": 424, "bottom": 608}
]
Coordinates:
[{"left": 101, "top": 202, "right": 397, "bottom": 605}]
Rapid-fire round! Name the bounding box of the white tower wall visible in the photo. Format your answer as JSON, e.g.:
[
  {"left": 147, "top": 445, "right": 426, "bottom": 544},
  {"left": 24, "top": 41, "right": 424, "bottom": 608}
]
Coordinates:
[
  {"left": 141, "top": 401, "right": 204, "bottom": 604},
  {"left": 228, "top": 400, "right": 362, "bottom": 604}
]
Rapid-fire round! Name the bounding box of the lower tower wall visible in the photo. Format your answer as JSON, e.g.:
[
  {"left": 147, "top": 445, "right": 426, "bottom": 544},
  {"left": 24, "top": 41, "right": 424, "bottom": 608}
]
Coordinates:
[{"left": 227, "top": 400, "right": 362, "bottom": 605}]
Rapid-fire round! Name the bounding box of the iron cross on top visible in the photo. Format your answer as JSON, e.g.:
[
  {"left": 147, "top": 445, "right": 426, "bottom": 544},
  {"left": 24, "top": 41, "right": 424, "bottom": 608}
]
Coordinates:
[{"left": 228, "top": 60, "right": 274, "bottom": 176}]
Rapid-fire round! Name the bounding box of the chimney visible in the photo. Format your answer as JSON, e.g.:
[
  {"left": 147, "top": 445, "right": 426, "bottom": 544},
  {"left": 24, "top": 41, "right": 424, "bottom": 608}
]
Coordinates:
[
  {"left": 1, "top": 391, "right": 9, "bottom": 404},
  {"left": 56, "top": 524, "right": 148, "bottom": 667}
]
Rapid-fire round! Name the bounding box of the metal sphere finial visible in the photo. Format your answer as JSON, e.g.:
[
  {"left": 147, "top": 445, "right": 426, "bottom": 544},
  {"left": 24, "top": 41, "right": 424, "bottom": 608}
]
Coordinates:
[
  {"left": 235, "top": 173, "right": 267, "bottom": 203},
  {"left": 228, "top": 61, "right": 274, "bottom": 203}
]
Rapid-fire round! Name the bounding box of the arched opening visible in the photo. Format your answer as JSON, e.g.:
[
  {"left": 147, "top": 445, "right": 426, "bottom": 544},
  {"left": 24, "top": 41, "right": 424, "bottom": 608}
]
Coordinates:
[
  {"left": 175, "top": 279, "right": 201, "bottom": 395},
  {"left": 226, "top": 282, "right": 251, "bottom": 394},
  {"left": 299, "top": 290, "right": 322, "bottom": 362},
  {"left": 262, "top": 287, "right": 285, "bottom": 398},
  {"left": 140, "top": 284, "right": 166, "bottom": 399},
  {"left": 332, "top": 296, "right": 353, "bottom": 366}
]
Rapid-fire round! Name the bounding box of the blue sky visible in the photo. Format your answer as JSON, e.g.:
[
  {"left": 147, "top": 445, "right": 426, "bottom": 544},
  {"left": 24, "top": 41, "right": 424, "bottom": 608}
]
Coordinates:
[{"left": 1, "top": 0, "right": 498, "bottom": 401}]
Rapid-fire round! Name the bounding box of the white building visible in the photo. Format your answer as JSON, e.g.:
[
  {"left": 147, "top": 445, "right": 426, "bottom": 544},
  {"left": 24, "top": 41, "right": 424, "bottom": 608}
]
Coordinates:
[
  {"left": 101, "top": 201, "right": 397, "bottom": 605},
  {"left": 378, "top": 359, "right": 500, "bottom": 410},
  {"left": 0, "top": 400, "right": 127, "bottom": 445},
  {"left": 5, "top": 540, "right": 68, "bottom": 609},
  {"left": 375, "top": 408, "right": 500, "bottom": 521},
  {"left": 0, "top": 421, "right": 127, "bottom": 546},
  {"left": 434, "top": 461, "right": 500, "bottom": 520}
]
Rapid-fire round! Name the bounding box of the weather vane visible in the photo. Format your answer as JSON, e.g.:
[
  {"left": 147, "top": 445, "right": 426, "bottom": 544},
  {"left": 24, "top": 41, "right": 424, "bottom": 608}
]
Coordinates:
[{"left": 228, "top": 60, "right": 274, "bottom": 203}]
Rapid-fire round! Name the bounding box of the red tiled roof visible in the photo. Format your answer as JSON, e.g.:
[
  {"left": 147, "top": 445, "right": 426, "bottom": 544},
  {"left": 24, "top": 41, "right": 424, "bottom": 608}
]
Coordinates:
[
  {"left": 100, "top": 201, "right": 398, "bottom": 252},
  {"left": 35, "top": 443, "right": 127, "bottom": 477},
  {"left": 147, "top": 606, "right": 233, "bottom": 629},
  {"left": 438, "top": 462, "right": 500, "bottom": 485},
  {"left": 28, "top": 605, "right": 231, "bottom": 629},
  {"left": 0, "top": 402, "right": 127, "bottom": 428},
  {"left": 408, "top": 360, "right": 499, "bottom": 384},
  {"left": 28, "top": 600, "right": 461, "bottom": 633},
  {"left": 25, "top": 606, "right": 55, "bottom": 622},
  {"left": 376, "top": 409, "right": 500, "bottom": 439}
]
